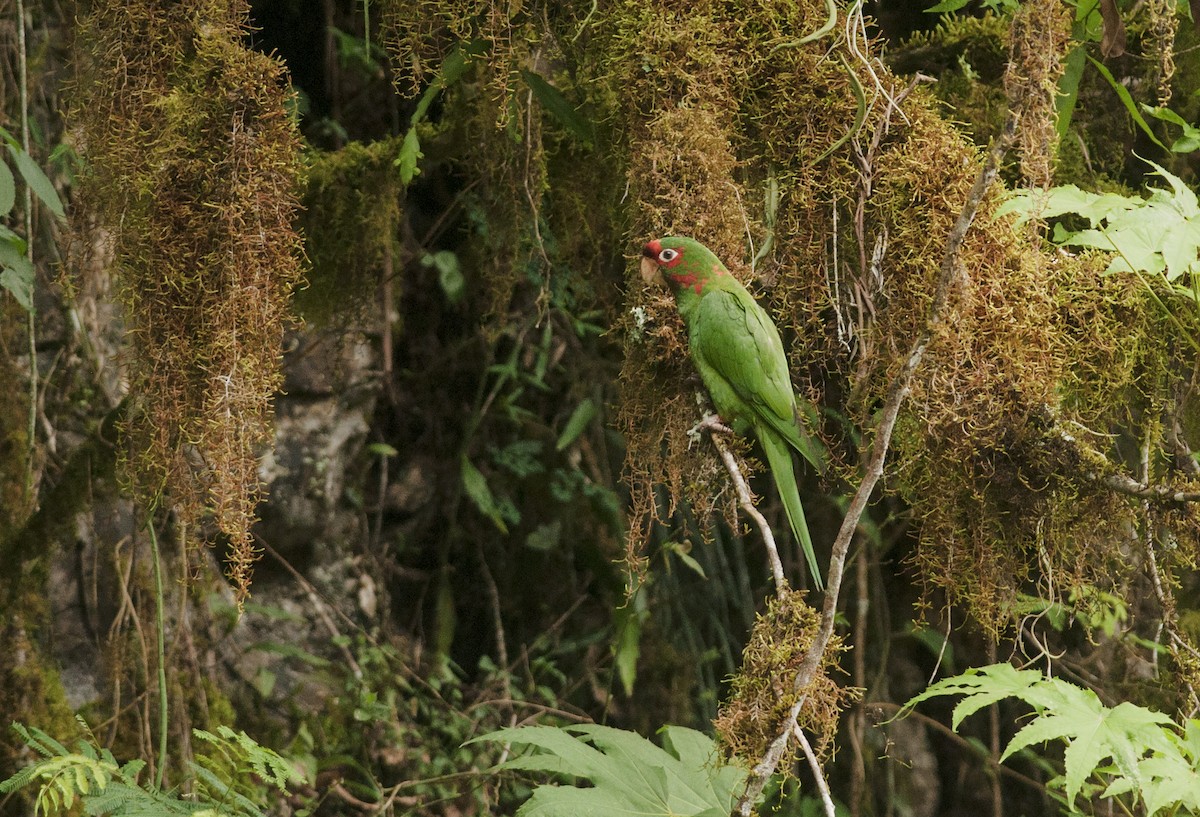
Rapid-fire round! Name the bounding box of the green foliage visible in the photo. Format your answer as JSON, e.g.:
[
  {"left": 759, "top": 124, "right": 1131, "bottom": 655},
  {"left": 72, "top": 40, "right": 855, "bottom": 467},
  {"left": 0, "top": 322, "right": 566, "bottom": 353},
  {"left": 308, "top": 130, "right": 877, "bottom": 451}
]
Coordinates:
[
  {"left": 520, "top": 70, "right": 595, "bottom": 149},
  {"left": 1087, "top": 56, "right": 1169, "bottom": 152},
  {"left": 472, "top": 724, "right": 751, "bottom": 817},
  {"left": 397, "top": 41, "right": 482, "bottom": 184},
  {"left": 1144, "top": 104, "right": 1200, "bottom": 153},
  {"left": 1001, "top": 161, "right": 1200, "bottom": 310},
  {"left": 191, "top": 725, "right": 299, "bottom": 803},
  {"left": 0, "top": 125, "right": 66, "bottom": 311},
  {"left": 0, "top": 721, "right": 300, "bottom": 817},
  {"left": 905, "top": 664, "right": 1200, "bottom": 815}
]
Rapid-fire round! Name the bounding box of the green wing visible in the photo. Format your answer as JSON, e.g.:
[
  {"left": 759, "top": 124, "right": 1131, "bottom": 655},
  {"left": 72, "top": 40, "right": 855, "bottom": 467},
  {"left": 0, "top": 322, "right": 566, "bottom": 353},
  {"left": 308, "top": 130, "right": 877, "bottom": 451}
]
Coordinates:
[{"left": 690, "top": 286, "right": 824, "bottom": 471}]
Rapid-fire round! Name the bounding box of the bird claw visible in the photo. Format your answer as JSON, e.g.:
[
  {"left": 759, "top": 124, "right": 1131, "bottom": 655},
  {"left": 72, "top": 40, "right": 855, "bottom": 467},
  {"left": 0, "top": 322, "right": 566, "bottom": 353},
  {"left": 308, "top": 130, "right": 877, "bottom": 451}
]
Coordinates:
[{"left": 688, "top": 413, "right": 734, "bottom": 446}]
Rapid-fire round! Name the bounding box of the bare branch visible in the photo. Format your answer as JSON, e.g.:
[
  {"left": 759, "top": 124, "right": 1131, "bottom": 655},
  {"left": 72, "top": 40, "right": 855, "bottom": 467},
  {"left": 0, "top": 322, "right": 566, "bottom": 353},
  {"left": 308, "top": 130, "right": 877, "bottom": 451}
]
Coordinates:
[
  {"left": 795, "top": 722, "right": 837, "bottom": 817},
  {"left": 709, "top": 430, "right": 789, "bottom": 599}
]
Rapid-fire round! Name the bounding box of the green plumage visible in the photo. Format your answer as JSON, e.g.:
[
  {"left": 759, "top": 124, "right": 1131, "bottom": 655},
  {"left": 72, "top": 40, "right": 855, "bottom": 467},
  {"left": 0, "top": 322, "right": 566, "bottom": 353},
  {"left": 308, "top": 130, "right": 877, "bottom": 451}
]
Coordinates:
[{"left": 643, "top": 235, "right": 825, "bottom": 589}]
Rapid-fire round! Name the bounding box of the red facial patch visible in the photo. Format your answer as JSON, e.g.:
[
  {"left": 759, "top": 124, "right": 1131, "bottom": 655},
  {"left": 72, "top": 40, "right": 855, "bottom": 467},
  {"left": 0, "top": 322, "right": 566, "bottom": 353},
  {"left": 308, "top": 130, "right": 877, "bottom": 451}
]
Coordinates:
[{"left": 668, "top": 271, "right": 703, "bottom": 294}]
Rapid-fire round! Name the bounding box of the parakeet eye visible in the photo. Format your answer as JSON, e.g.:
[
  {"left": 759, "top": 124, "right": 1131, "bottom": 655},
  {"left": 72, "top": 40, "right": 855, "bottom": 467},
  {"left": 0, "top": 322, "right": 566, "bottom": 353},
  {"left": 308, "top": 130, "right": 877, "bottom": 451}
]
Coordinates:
[{"left": 658, "top": 248, "right": 679, "bottom": 263}]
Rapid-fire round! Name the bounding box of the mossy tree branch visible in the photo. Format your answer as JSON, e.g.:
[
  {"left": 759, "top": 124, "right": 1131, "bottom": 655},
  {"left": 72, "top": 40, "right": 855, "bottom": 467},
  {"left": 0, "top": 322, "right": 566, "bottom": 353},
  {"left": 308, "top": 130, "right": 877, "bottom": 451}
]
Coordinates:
[{"left": 734, "top": 111, "right": 1019, "bottom": 816}]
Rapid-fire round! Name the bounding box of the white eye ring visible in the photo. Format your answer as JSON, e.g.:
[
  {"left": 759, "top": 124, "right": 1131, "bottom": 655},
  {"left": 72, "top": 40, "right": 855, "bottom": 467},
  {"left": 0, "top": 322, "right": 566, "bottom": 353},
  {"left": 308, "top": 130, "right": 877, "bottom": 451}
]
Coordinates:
[{"left": 658, "top": 248, "right": 679, "bottom": 263}]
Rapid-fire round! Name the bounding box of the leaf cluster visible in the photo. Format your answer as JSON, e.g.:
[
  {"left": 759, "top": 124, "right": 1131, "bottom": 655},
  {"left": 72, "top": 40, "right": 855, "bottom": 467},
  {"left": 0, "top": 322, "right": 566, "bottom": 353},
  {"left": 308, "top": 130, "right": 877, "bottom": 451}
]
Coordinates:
[
  {"left": 906, "top": 663, "right": 1200, "bottom": 815},
  {"left": 0, "top": 722, "right": 300, "bottom": 817},
  {"left": 471, "top": 723, "right": 750, "bottom": 817},
  {"left": 1002, "top": 161, "right": 1200, "bottom": 312},
  {"left": 0, "top": 125, "right": 65, "bottom": 311}
]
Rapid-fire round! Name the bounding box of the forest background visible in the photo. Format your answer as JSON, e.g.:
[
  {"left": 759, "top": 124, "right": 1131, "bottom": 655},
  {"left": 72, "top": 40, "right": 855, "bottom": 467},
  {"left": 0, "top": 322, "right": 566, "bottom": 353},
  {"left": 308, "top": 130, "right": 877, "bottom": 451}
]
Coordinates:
[{"left": 4, "top": 0, "right": 1200, "bottom": 815}]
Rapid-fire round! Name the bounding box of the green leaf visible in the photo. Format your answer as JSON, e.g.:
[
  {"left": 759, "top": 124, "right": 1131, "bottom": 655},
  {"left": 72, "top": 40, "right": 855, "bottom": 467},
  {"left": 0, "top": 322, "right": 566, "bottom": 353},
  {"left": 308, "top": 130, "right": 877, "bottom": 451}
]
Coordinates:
[
  {"left": 525, "top": 521, "right": 561, "bottom": 551},
  {"left": 556, "top": 398, "right": 597, "bottom": 451},
  {"left": 1143, "top": 104, "right": 1200, "bottom": 153},
  {"left": 6, "top": 145, "right": 65, "bottom": 220},
  {"left": 422, "top": 250, "right": 464, "bottom": 304},
  {"left": 612, "top": 586, "right": 647, "bottom": 696},
  {"left": 1087, "top": 57, "right": 1169, "bottom": 152},
  {"left": 0, "top": 246, "right": 34, "bottom": 311},
  {"left": 461, "top": 456, "right": 509, "bottom": 533},
  {"left": 472, "top": 724, "right": 749, "bottom": 817},
  {"left": 904, "top": 664, "right": 1190, "bottom": 814},
  {"left": 396, "top": 127, "right": 422, "bottom": 184},
  {"left": 903, "top": 663, "right": 1045, "bottom": 730},
  {"left": 0, "top": 159, "right": 14, "bottom": 216},
  {"left": 521, "top": 70, "right": 595, "bottom": 148},
  {"left": 924, "top": 0, "right": 971, "bottom": 11},
  {"left": 1056, "top": 46, "right": 1088, "bottom": 140}
]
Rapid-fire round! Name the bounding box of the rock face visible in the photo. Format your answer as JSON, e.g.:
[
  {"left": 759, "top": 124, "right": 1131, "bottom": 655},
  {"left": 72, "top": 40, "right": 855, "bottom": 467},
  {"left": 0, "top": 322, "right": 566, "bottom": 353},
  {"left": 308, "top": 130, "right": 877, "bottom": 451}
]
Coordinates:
[
  {"left": 256, "top": 327, "right": 378, "bottom": 567},
  {"left": 40, "top": 313, "right": 382, "bottom": 717}
]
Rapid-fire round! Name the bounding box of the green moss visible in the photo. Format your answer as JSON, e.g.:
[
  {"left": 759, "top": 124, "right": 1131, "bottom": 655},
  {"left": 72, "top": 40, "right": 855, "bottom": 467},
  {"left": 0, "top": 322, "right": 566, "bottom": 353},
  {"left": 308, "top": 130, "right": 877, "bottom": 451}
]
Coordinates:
[
  {"left": 376, "top": 0, "right": 1200, "bottom": 646},
  {"left": 296, "top": 139, "right": 403, "bottom": 323},
  {"left": 70, "top": 0, "right": 304, "bottom": 598}
]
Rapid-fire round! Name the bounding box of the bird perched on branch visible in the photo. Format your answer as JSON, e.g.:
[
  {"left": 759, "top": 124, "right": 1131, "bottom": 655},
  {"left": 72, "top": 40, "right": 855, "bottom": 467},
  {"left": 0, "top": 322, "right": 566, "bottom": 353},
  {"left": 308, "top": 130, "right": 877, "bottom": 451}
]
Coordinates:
[{"left": 641, "top": 236, "right": 825, "bottom": 589}]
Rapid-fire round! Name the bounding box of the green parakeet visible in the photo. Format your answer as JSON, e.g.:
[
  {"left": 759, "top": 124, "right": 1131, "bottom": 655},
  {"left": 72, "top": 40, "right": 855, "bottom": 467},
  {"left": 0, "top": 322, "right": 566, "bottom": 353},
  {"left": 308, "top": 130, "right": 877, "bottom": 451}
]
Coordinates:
[{"left": 641, "top": 236, "right": 825, "bottom": 589}]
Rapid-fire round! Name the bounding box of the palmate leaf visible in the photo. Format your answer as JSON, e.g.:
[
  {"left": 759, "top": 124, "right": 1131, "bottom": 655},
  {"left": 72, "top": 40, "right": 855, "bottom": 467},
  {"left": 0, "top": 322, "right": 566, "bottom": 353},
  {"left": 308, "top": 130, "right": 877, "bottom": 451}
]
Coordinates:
[
  {"left": 906, "top": 664, "right": 1198, "bottom": 814},
  {"left": 1000, "top": 160, "right": 1200, "bottom": 292},
  {"left": 471, "top": 724, "right": 750, "bottom": 817},
  {"left": 1003, "top": 695, "right": 1173, "bottom": 806},
  {"left": 901, "top": 663, "right": 1046, "bottom": 729}
]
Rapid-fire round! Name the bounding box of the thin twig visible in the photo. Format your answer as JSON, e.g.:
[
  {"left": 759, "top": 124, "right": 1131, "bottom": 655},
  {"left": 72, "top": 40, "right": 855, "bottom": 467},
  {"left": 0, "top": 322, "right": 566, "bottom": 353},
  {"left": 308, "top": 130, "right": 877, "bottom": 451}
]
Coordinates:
[
  {"left": 794, "top": 723, "right": 836, "bottom": 817},
  {"left": 16, "top": 0, "right": 38, "bottom": 503},
  {"left": 258, "top": 536, "right": 364, "bottom": 679},
  {"left": 710, "top": 431, "right": 788, "bottom": 599},
  {"left": 734, "top": 111, "right": 1018, "bottom": 816}
]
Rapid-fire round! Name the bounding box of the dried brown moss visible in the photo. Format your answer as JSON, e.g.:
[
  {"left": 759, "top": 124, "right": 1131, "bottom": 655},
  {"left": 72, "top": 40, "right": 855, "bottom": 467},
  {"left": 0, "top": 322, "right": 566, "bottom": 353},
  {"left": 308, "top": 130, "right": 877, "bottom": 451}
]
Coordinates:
[
  {"left": 70, "top": 0, "right": 304, "bottom": 599},
  {"left": 1004, "top": 0, "right": 1071, "bottom": 187}
]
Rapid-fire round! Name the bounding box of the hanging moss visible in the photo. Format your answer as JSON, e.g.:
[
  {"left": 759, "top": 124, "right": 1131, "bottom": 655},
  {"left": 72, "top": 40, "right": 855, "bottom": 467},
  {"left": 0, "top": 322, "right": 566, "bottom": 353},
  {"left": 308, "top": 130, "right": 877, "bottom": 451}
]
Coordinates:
[
  {"left": 378, "top": 0, "right": 1200, "bottom": 660},
  {"left": 69, "top": 0, "right": 304, "bottom": 600},
  {"left": 297, "top": 139, "right": 403, "bottom": 323}
]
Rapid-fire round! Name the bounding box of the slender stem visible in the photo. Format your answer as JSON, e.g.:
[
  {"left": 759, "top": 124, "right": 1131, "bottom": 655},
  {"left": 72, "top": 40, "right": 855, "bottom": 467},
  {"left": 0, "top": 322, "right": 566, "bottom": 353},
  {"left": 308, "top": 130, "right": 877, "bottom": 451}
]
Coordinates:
[
  {"left": 15, "top": 0, "right": 37, "bottom": 502},
  {"left": 794, "top": 724, "right": 836, "bottom": 817},
  {"left": 148, "top": 512, "right": 169, "bottom": 790},
  {"left": 709, "top": 431, "right": 788, "bottom": 598}
]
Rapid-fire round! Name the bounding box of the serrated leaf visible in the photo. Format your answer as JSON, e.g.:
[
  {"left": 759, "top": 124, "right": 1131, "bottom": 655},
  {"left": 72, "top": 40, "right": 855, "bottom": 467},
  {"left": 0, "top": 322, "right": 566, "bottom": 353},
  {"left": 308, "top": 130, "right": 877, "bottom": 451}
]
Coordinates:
[
  {"left": 475, "top": 724, "right": 748, "bottom": 817},
  {"left": 903, "top": 664, "right": 1044, "bottom": 729}
]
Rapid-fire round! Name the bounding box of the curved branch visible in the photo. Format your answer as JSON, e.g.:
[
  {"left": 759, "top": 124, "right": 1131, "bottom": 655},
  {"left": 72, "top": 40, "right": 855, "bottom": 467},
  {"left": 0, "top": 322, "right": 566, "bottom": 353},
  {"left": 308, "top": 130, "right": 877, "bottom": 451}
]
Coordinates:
[
  {"left": 709, "top": 430, "right": 789, "bottom": 599},
  {"left": 733, "top": 111, "right": 1018, "bottom": 815}
]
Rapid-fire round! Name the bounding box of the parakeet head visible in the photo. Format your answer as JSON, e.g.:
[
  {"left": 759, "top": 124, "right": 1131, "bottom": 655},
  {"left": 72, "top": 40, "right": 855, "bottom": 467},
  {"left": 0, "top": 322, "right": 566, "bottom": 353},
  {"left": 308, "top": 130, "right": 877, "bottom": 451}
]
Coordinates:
[{"left": 639, "top": 236, "right": 728, "bottom": 294}]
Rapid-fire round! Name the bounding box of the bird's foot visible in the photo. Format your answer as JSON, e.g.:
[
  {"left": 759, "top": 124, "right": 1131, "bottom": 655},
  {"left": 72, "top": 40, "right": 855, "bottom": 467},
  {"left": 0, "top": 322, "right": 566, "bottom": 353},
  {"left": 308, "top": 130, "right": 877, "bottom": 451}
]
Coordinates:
[{"left": 688, "top": 413, "right": 734, "bottom": 446}]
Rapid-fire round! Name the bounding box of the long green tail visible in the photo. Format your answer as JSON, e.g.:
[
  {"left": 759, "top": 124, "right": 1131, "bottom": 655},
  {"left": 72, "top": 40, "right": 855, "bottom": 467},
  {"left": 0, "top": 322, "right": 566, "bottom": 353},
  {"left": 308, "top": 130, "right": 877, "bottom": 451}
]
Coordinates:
[{"left": 758, "top": 424, "right": 823, "bottom": 590}]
